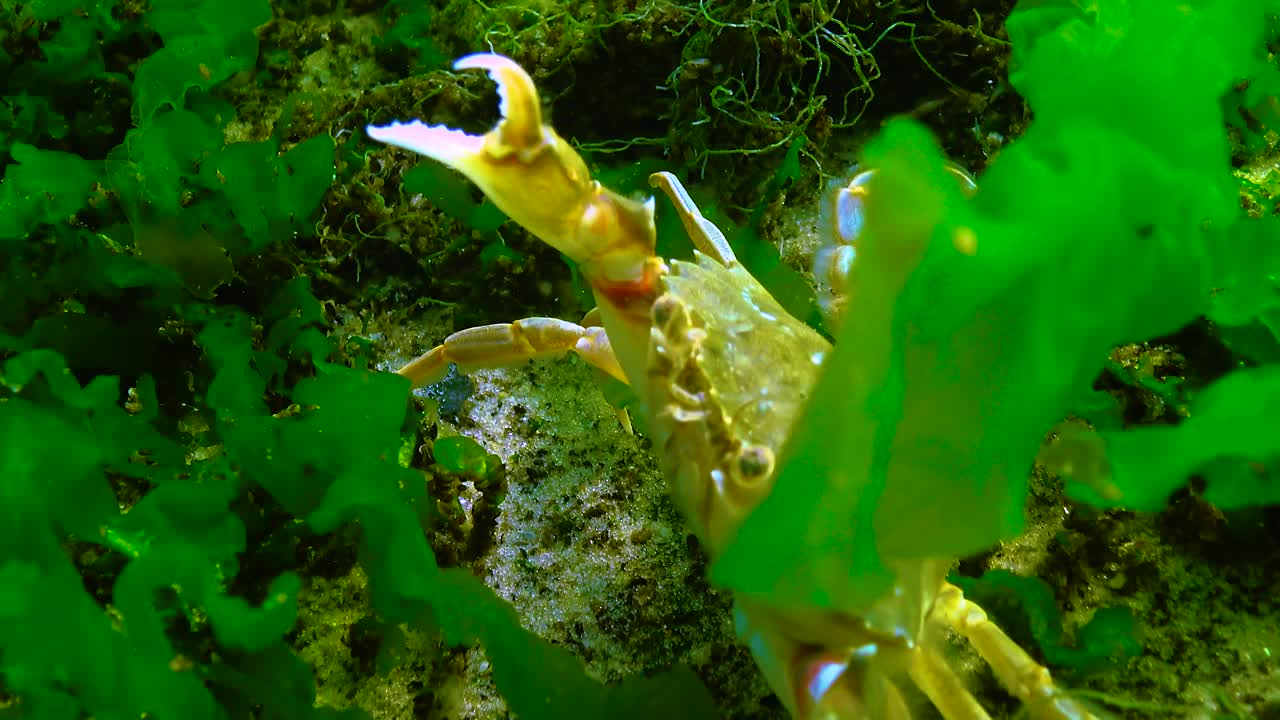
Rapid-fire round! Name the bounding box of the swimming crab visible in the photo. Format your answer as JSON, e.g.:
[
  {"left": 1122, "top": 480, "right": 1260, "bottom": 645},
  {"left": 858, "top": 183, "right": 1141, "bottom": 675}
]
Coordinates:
[{"left": 367, "top": 53, "right": 1095, "bottom": 720}]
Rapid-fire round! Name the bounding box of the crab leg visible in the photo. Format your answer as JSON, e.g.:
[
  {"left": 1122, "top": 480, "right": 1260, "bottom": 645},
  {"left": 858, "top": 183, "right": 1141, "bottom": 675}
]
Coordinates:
[
  {"left": 396, "top": 317, "right": 625, "bottom": 388},
  {"left": 907, "top": 647, "right": 993, "bottom": 720},
  {"left": 813, "top": 168, "right": 873, "bottom": 330},
  {"left": 648, "top": 171, "right": 737, "bottom": 267},
  {"left": 815, "top": 165, "right": 978, "bottom": 329},
  {"left": 930, "top": 583, "right": 1096, "bottom": 720},
  {"left": 368, "top": 53, "right": 664, "bottom": 391}
]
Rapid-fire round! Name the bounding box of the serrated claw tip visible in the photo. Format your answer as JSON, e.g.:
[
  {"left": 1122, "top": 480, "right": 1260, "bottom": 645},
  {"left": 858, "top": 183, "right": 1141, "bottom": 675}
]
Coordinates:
[
  {"left": 453, "top": 52, "right": 544, "bottom": 152},
  {"left": 364, "top": 121, "right": 484, "bottom": 167},
  {"left": 366, "top": 52, "right": 653, "bottom": 277}
]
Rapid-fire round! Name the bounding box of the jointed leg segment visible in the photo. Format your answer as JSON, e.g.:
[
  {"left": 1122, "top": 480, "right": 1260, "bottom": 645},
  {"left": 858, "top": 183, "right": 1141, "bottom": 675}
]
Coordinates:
[
  {"left": 397, "top": 316, "right": 626, "bottom": 387},
  {"left": 649, "top": 171, "right": 737, "bottom": 267},
  {"left": 930, "top": 582, "right": 1096, "bottom": 720}
]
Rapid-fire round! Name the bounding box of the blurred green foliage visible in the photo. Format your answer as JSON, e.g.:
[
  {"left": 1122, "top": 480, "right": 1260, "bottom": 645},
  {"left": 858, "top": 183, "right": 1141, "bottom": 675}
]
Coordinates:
[
  {"left": 0, "top": 143, "right": 100, "bottom": 239},
  {"left": 0, "top": 0, "right": 717, "bottom": 718},
  {"left": 431, "top": 435, "right": 500, "bottom": 478},
  {"left": 718, "top": 0, "right": 1280, "bottom": 615},
  {"left": 1050, "top": 364, "right": 1280, "bottom": 510}
]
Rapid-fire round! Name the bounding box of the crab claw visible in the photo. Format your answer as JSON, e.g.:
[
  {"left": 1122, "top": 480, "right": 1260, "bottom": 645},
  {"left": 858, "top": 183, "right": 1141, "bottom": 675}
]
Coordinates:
[{"left": 367, "top": 53, "right": 657, "bottom": 289}]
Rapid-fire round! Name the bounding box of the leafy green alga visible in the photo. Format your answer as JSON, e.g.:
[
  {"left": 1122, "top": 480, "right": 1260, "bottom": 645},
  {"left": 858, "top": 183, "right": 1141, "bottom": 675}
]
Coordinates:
[{"left": 716, "top": 0, "right": 1278, "bottom": 610}]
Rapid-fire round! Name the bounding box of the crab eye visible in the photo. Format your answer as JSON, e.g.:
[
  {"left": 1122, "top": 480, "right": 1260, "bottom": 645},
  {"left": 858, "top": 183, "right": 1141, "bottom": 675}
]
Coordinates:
[
  {"left": 735, "top": 444, "right": 775, "bottom": 485},
  {"left": 651, "top": 293, "right": 682, "bottom": 329}
]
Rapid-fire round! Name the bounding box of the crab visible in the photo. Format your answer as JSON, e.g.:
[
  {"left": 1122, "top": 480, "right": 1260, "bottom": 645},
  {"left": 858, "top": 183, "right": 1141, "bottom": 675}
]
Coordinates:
[{"left": 367, "top": 53, "right": 1096, "bottom": 720}]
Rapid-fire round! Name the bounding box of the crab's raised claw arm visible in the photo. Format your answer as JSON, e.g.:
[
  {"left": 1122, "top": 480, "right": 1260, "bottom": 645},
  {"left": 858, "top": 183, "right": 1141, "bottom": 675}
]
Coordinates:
[{"left": 366, "top": 54, "right": 658, "bottom": 295}]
